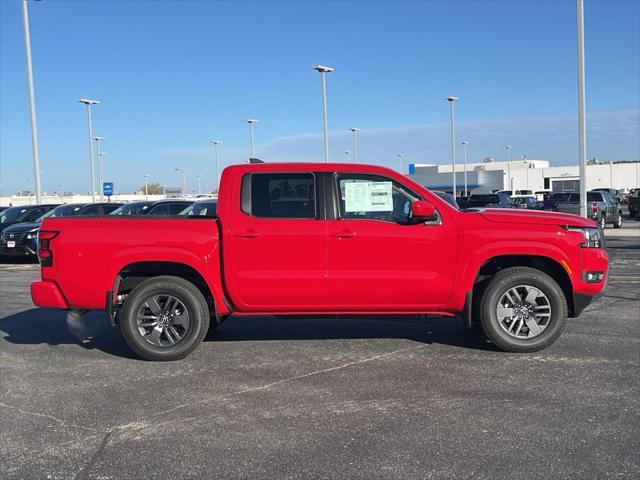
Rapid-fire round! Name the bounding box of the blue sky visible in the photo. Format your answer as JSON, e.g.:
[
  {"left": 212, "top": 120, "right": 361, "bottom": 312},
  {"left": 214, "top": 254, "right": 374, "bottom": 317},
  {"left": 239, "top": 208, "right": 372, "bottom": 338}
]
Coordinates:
[{"left": 1, "top": 0, "right": 639, "bottom": 194}]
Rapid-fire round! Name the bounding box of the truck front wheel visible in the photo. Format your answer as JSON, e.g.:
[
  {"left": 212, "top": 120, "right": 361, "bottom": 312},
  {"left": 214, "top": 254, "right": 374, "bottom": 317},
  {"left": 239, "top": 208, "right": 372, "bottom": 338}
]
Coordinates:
[
  {"left": 120, "top": 276, "right": 210, "bottom": 361},
  {"left": 479, "top": 267, "right": 567, "bottom": 353}
]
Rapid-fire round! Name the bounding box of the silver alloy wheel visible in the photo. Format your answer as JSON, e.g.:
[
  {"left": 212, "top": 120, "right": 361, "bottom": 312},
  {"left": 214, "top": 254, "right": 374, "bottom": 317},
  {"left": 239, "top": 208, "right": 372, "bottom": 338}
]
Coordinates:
[
  {"left": 600, "top": 216, "right": 606, "bottom": 228},
  {"left": 136, "top": 294, "right": 190, "bottom": 347},
  {"left": 496, "top": 285, "right": 552, "bottom": 339}
]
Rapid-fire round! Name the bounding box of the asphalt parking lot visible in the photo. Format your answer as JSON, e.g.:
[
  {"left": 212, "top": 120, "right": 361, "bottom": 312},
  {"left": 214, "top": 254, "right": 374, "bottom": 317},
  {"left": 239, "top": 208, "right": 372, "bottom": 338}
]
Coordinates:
[{"left": 1, "top": 223, "right": 638, "bottom": 479}]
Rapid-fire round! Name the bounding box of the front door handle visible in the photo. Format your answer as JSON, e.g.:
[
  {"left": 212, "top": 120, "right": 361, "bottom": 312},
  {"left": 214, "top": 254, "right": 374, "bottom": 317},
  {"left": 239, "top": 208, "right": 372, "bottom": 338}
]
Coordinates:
[
  {"left": 332, "top": 230, "right": 356, "bottom": 239},
  {"left": 235, "top": 230, "right": 260, "bottom": 238}
]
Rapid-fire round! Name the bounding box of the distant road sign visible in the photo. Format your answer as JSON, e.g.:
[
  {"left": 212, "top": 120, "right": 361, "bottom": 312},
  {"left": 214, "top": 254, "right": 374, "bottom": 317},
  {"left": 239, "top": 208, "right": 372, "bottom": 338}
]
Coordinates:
[{"left": 103, "top": 182, "right": 114, "bottom": 196}]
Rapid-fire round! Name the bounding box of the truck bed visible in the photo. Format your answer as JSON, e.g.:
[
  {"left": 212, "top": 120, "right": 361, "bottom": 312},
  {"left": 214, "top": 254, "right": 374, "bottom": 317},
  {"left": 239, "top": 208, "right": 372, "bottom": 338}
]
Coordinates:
[{"left": 37, "top": 216, "right": 221, "bottom": 310}]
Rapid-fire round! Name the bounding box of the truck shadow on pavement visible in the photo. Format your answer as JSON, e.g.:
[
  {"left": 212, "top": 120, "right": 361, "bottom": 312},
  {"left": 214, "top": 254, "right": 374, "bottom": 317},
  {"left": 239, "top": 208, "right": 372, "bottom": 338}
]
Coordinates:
[{"left": 0, "top": 308, "right": 498, "bottom": 358}]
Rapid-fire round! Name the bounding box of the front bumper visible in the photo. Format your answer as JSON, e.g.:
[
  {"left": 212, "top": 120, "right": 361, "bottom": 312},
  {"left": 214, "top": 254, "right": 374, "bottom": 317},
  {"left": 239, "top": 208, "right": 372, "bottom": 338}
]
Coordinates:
[
  {"left": 0, "top": 239, "right": 37, "bottom": 257},
  {"left": 571, "top": 246, "right": 609, "bottom": 317},
  {"left": 31, "top": 281, "right": 68, "bottom": 309}
]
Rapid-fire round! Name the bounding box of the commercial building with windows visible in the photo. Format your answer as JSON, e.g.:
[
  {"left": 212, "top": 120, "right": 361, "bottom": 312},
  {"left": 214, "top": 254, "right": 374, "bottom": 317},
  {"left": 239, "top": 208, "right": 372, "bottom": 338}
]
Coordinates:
[{"left": 408, "top": 159, "right": 640, "bottom": 195}]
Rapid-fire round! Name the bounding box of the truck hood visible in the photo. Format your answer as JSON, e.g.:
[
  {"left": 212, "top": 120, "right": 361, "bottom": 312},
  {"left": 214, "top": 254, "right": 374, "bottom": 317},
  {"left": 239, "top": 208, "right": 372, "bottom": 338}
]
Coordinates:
[{"left": 475, "top": 208, "right": 596, "bottom": 227}]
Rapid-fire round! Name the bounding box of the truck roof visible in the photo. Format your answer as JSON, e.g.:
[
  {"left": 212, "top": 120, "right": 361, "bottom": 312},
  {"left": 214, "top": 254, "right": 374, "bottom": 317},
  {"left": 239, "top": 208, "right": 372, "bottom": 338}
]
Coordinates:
[{"left": 224, "top": 162, "right": 396, "bottom": 174}]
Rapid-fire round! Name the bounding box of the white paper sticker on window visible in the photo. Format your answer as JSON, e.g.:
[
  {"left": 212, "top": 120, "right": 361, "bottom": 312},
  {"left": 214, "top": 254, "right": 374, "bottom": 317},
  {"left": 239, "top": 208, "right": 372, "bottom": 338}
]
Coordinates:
[{"left": 344, "top": 181, "right": 393, "bottom": 212}]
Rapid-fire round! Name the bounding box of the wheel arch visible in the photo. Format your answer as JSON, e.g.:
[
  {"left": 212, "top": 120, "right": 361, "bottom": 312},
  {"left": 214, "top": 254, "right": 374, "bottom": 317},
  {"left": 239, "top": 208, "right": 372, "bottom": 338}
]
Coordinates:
[
  {"left": 112, "top": 261, "right": 227, "bottom": 321},
  {"left": 470, "top": 254, "right": 576, "bottom": 319}
]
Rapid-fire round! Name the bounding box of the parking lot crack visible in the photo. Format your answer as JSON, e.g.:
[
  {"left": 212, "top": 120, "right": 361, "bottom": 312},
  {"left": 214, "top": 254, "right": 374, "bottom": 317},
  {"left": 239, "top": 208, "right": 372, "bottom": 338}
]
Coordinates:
[
  {"left": 0, "top": 402, "right": 102, "bottom": 433},
  {"left": 73, "top": 431, "right": 112, "bottom": 480}
]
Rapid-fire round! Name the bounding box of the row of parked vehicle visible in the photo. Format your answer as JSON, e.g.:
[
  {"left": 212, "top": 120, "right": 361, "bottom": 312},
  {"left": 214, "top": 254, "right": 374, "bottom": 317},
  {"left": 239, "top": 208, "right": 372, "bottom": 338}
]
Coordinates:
[
  {"left": 433, "top": 187, "right": 629, "bottom": 229},
  {"left": 0, "top": 198, "right": 217, "bottom": 260}
]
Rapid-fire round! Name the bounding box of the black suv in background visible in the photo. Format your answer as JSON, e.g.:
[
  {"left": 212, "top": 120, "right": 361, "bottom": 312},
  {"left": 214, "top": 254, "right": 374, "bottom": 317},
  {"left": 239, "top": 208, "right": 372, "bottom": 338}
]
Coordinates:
[
  {"left": 0, "top": 203, "right": 121, "bottom": 260},
  {"left": 0, "top": 204, "right": 59, "bottom": 233},
  {"left": 466, "top": 193, "right": 518, "bottom": 209},
  {"left": 110, "top": 200, "right": 194, "bottom": 216}
]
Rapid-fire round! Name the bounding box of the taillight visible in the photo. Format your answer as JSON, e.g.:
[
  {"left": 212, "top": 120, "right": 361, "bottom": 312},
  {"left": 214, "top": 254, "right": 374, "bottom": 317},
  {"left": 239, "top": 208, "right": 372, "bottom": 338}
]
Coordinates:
[
  {"left": 38, "top": 230, "right": 59, "bottom": 267},
  {"left": 591, "top": 202, "right": 598, "bottom": 214}
]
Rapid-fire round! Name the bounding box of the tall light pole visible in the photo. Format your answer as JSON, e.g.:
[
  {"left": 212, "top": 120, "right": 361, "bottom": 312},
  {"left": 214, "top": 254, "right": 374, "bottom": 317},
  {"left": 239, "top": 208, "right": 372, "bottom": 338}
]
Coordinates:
[
  {"left": 505, "top": 145, "right": 512, "bottom": 193},
  {"left": 446, "top": 96, "right": 459, "bottom": 196},
  {"left": 349, "top": 128, "right": 359, "bottom": 163},
  {"left": 196, "top": 174, "right": 202, "bottom": 195},
  {"left": 462, "top": 140, "right": 469, "bottom": 197},
  {"left": 78, "top": 98, "right": 100, "bottom": 201},
  {"left": 344, "top": 151, "right": 351, "bottom": 163},
  {"left": 577, "top": 0, "right": 588, "bottom": 218},
  {"left": 210, "top": 140, "right": 221, "bottom": 192},
  {"left": 97, "top": 152, "right": 107, "bottom": 199},
  {"left": 174, "top": 168, "right": 186, "bottom": 195},
  {"left": 313, "top": 65, "right": 334, "bottom": 162},
  {"left": 143, "top": 174, "right": 150, "bottom": 200},
  {"left": 93, "top": 136, "right": 106, "bottom": 200},
  {"left": 245, "top": 119, "right": 258, "bottom": 160},
  {"left": 58, "top": 183, "right": 63, "bottom": 201},
  {"left": 21, "top": 0, "right": 42, "bottom": 204},
  {"left": 27, "top": 178, "right": 32, "bottom": 204},
  {"left": 397, "top": 153, "right": 404, "bottom": 174}
]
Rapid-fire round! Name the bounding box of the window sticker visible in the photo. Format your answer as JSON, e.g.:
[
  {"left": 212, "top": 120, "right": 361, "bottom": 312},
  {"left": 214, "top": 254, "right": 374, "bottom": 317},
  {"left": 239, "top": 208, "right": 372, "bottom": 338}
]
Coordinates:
[{"left": 344, "top": 181, "right": 393, "bottom": 212}]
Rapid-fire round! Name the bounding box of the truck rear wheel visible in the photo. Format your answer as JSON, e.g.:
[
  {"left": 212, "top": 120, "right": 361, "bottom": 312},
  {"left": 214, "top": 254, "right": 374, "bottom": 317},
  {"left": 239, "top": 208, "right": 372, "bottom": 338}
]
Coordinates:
[
  {"left": 120, "top": 276, "right": 210, "bottom": 361},
  {"left": 613, "top": 212, "right": 622, "bottom": 229},
  {"left": 479, "top": 267, "right": 567, "bottom": 353}
]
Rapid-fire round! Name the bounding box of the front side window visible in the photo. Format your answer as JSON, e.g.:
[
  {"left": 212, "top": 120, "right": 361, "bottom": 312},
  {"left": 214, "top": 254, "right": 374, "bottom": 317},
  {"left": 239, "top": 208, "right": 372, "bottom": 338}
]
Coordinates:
[
  {"left": 336, "top": 174, "right": 418, "bottom": 223},
  {"left": 244, "top": 173, "right": 316, "bottom": 219}
]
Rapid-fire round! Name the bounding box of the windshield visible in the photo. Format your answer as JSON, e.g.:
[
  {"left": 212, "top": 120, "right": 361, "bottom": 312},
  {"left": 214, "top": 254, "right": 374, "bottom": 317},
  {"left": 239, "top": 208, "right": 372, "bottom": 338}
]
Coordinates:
[
  {"left": 1, "top": 207, "right": 30, "bottom": 224},
  {"left": 110, "top": 202, "right": 153, "bottom": 215}
]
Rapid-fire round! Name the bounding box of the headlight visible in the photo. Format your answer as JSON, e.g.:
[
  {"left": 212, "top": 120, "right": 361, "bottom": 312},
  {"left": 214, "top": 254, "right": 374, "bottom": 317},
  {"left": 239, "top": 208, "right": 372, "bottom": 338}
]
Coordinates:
[
  {"left": 565, "top": 226, "right": 602, "bottom": 248},
  {"left": 25, "top": 228, "right": 39, "bottom": 240}
]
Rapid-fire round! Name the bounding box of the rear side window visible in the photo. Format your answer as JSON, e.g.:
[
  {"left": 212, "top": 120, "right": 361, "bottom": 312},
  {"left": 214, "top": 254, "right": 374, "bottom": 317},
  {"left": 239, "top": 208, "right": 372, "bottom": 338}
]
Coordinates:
[
  {"left": 102, "top": 204, "right": 121, "bottom": 214},
  {"left": 79, "top": 205, "right": 101, "bottom": 216},
  {"left": 242, "top": 173, "right": 316, "bottom": 219},
  {"left": 470, "top": 195, "right": 499, "bottom": 203}
]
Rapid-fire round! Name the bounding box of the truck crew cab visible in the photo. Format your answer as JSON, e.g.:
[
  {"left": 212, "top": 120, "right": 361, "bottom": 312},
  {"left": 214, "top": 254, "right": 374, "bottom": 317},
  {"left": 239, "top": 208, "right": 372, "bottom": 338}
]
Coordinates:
[{"left": 31, "top": 163, "right": 608, "bottom": 361}]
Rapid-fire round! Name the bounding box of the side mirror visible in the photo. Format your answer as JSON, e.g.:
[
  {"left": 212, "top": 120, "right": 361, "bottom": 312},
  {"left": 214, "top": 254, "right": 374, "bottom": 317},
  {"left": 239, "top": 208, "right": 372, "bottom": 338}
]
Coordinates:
[{"left": 410, "top": 200, "right": 436, "bottom": 222}]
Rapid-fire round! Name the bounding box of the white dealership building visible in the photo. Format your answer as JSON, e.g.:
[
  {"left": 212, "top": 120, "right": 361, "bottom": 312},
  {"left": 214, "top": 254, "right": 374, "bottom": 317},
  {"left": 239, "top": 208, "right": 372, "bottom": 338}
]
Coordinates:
[{"left": 408, "top": 158, "right": 640, "bottom": 196}]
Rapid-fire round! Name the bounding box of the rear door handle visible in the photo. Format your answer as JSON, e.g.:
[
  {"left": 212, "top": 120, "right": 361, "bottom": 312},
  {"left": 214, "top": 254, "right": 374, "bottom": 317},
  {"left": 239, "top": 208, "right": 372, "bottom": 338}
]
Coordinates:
[
  {"left": 235, "top": 230, "right": 260, "bottom": 238},
  {"left": 331, "top": 230, "right": 356, "bottom": 239}
]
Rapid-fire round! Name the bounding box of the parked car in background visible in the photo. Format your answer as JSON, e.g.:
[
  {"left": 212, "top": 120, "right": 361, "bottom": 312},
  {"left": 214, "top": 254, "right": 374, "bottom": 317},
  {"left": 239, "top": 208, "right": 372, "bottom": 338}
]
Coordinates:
[
  {"left": 431, "top": 191, "right": 459, "bottom": 209},
  {"left": 554, "top": 191, "right": 623, "bottom": 228},
  {"left": 592, "top": 188, "right": 627, "bottom": 205},
  {"left": 179, "top": 199, "right": 218, "bottom": 216},
  {"left": 0, "top": 206, "right": 8, "bottom": 213},
  {"left": 146, "top": 200, "right": 194, "bottom": 215},
  {"left": 628, "top": 190, "right": 640, "bottom": 218},
  {"left": 513, "top": 196, "right": 543, "bottom": 210},
  {"left": 110, "top": 201, "right": 155, "bottom": 216},
  {"left": 0, "top": 204, "right": 59, "bottom": 233},
  {"left": 497, "top": 189, "right": 534, "bottom": 197},
  {"left": 535, "top": 190, "right": 554, "bottom": 201},
  {"left": 456, "top": 196, "right": 470, "bottom": 209},
  {"left": 466, "top": 193, "right": 518, "bottom": 209},
  {"left": 543, "top": 193, "right": 571, "bottom": 211},
  {"left": 0, "top": 203, "right": 122, "bottom": 259}
]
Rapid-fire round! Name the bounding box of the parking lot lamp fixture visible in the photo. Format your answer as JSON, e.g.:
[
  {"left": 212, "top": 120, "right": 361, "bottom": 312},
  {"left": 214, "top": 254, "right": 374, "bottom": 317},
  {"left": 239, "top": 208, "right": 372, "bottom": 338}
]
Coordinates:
[
  {"left": 210, "top": 140, "right": 221, "bottom": 192},
  {"left": 462, "top": 141, "right": 469, "bottom": 197},
  {"left": 78, "top": 98, "right": 100, "bottom": 202},
  {"left": 174, "top": 168, "right": 186, "bottom": 195},
  {"left": 143, "top": 175, "right": 150, "bottom": 200},
  {"left": 245, "top": 120, "right": 258, "bottom": 160},
  {"left": 446, "top": 96, "right": 459, "bottom": 196},
  {"left": 313, "top": 65, "right": 334, "bottom": 162},
  {"left": 21, "top": 0, "right": 42, "bottom": 204},
  {"left": 505, "top": 145, "right": 512, "bottom": 193},
  {"left": 349, "top": 128, "right": 359, "bottom": 163}
]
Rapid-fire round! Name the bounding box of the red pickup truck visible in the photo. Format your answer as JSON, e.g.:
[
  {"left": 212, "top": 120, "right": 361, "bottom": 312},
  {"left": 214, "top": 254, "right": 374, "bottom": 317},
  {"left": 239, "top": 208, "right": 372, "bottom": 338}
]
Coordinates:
[{"left": 31, "top": 163, "right": 608, "bottom": 361}]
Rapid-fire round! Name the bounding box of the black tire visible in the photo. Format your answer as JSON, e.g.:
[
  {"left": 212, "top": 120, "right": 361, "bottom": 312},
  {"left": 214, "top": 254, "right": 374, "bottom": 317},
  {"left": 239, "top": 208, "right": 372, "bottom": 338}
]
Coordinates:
[
  {"left": 120, "top": 275, "right": 210, "bottom": 361},
  {"left": 613, "top": 212, "right": 623, "bottom": 229},
  {"left": 479, "top": 267, "right": 568, "bottom": 353}
]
